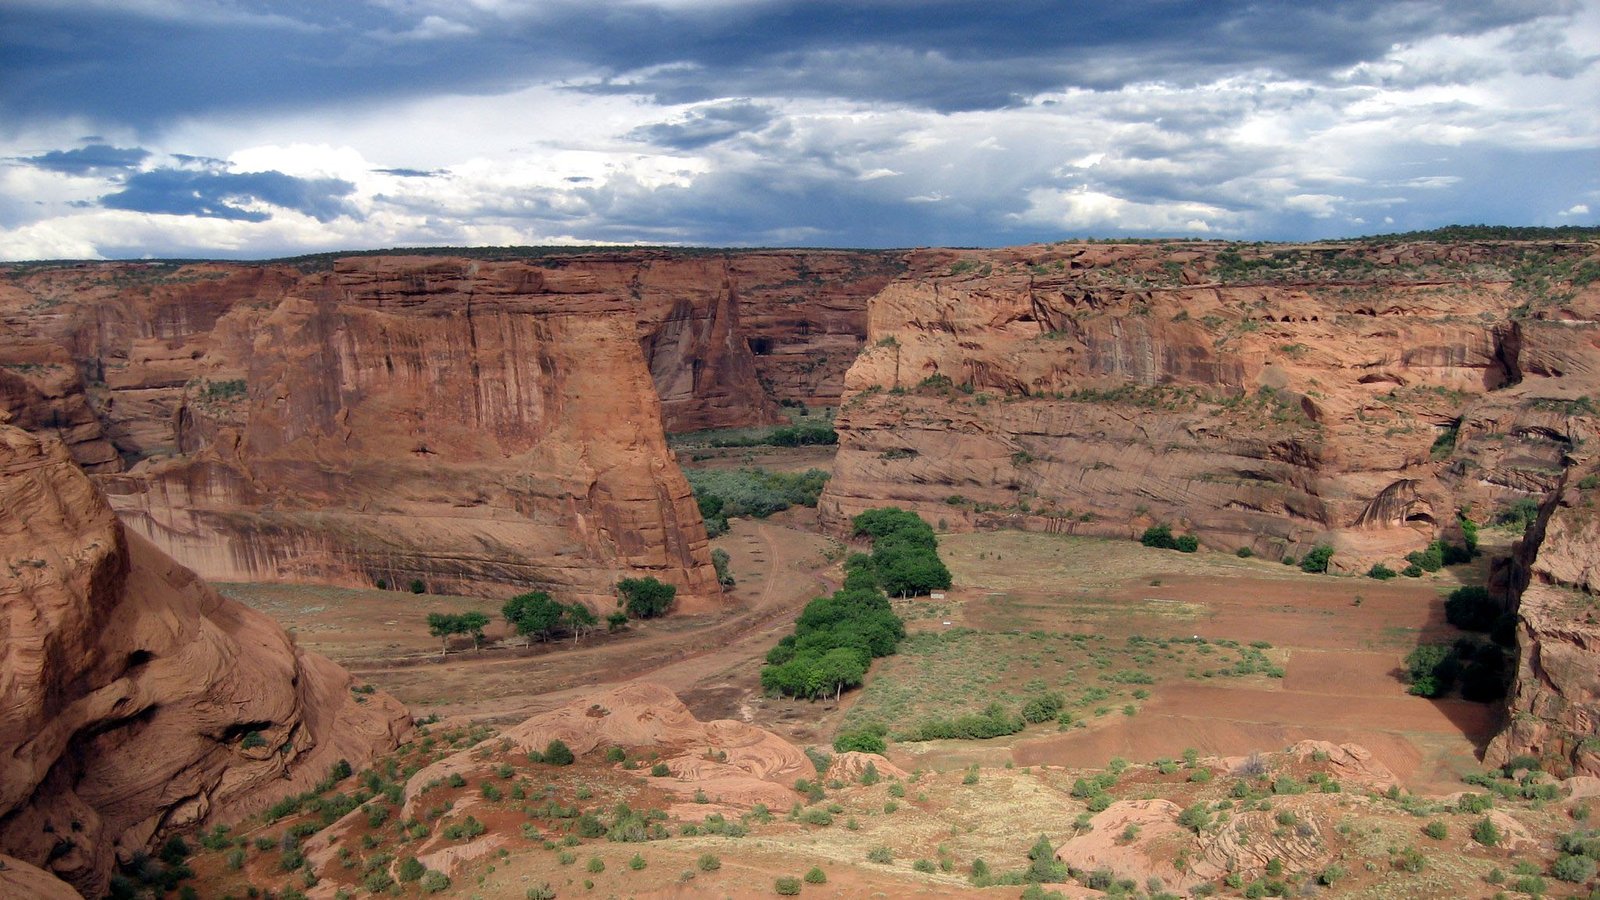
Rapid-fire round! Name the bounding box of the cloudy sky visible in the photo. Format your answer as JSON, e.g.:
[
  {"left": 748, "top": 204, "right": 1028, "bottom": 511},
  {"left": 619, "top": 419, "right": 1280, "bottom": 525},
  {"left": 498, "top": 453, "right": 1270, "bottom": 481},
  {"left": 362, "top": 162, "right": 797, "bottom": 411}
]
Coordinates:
[{"left": 1, "top": 0, "right": 1596, "bottom": 259}]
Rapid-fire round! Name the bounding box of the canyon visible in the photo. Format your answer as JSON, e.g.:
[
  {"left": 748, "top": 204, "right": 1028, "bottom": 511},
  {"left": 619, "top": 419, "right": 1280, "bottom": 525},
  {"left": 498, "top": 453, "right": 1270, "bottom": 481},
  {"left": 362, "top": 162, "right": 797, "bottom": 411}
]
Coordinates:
[{"left": 3, "top": 235, "right": 1599, "bottom": 896}]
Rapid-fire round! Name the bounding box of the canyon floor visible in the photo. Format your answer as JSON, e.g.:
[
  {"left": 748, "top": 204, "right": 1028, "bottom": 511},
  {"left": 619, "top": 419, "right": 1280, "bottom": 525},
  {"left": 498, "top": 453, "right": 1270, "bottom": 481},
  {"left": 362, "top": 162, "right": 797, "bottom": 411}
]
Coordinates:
[{"left": 190, "top": 507, "right": 1557, "bottom": 899}]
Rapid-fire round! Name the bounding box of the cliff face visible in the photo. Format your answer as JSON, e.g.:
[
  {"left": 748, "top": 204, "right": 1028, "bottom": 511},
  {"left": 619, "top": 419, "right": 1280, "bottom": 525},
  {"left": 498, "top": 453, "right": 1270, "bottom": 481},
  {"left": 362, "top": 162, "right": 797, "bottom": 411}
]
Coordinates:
[
  {"left": 0, "top": 425, "right": 410, "bottom": 897},
  {"left": 1487, "top": 459, "right": 1600, "bottom": 774},
  {"left": 0, "top": 252, "right": 895, "bottom": 603},
  {"left": 821, "top": 241, "right": 1600, "bottom": 570}
]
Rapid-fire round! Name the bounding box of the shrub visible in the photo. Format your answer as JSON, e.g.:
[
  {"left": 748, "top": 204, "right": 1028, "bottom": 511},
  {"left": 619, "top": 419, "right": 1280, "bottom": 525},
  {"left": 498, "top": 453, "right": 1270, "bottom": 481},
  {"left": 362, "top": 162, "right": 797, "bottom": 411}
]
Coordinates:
[
  {"left": 1554, "top": 854, "right": 1597, "bottom": 883},
  {"left": 1367, "top": 564, "right": 1397, "bottom": 580},
  {"left": 1022, "top": 693, "right": 1065, "bottom": 724},
  {"left": 1178, "top": 803, "right": 1211, "bottom": 832},
  {"left": 1402, "top": 563, "right": 1424, "bottom": 577},
  {"left": 833, "top": 727, "right": 887, "bottom": 754},
  {"left": 586, "top": 857, "right": 605, "bottom": 873},
  {"left": 1392, "top": 846, "right": 1425, "bottom": 873},
  {"left": 1424, "top": 820, "right": 1448, "bottom": 840},
  {"left": 775, "top": 875, "right": 802, "bottom": 895},
  {"left": 650, "top": 763, "right": 670, "bottom": 777},
  {"left": 697, "top": 852, "right": 721, "bottom": 871},
  {"left": 1498, "top": 497, "right": 1541, "bottom": 531},
  {"left": 901, "top": 702, "right": 1023, "bottom": 741},
  {"left": 1236, "top": 546, "right": 1254, "bottom": 558},
  {"left": 397, "top": 857, "right": 426, "bottom": 882},
  {"left": 804, "top": 867, "right": 826, "bottom": 884},
  {"left": 543, "top": 740, "right": 575, "bottom": 766},
  {"left": 1174, "top": 534, "right": 1199, "bottom": 553},
  {"left": 866, "top": 847, "right": 894, "bottom": 864},
  {"left": 1473, "top": 817, "right": 1502, "bottom": 847},
  {"left": 618, "top": 577, "right": 676, "bottom": 618},
  {"left": 1512, "top": 875, "right": 1547, "bottom": 895},
  {"left": 1141, "top": 525, "right": 1178, "bottom": 549},
  {"left": 629, "top": 853, "right": 646, "bottom": 871},
  {"left": 1299, "top": 545, "right": 1334, "bottom": 573},
  {"left": 711, "top": 548, "right": 735, "bottom": 588},
  {"left": 420, "top": 870, "right": 451, "bottom": 894},
  {"left": 410, "top": 579, "right": 426, "bottom": 594}
]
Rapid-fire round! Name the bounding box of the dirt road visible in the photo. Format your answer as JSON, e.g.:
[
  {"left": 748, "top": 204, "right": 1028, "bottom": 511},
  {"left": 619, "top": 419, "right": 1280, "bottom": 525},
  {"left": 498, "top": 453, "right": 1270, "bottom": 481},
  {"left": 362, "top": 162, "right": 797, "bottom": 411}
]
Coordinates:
[{"left": 337, "top": 512, "right": 840, "bottom": 723}]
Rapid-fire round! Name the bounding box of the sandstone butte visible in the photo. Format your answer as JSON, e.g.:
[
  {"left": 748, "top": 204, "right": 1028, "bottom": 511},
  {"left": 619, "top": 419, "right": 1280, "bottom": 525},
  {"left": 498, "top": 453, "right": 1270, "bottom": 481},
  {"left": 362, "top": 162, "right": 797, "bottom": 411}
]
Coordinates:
[
  {"left": 2, "top": 237, "right": 1600, "bottom": 888},
  {"left": 0, "top": 424, "right": 411, "bottom": 897}
]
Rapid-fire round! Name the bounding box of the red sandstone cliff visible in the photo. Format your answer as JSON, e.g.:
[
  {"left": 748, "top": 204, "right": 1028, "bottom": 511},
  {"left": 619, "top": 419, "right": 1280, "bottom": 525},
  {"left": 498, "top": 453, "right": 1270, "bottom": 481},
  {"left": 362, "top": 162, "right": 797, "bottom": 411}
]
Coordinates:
[
  {"left": 1486, "top": 458, "right": 1600, "bottom": 774},
  {"left": 0, "top": 425, "right": 410, "bottom": 897},
  {"left": 0, "top": 252, "right": 895, "bottom": 604},
  {"left": 821, "top": 241, "right": 1600, "bottom": 570}
]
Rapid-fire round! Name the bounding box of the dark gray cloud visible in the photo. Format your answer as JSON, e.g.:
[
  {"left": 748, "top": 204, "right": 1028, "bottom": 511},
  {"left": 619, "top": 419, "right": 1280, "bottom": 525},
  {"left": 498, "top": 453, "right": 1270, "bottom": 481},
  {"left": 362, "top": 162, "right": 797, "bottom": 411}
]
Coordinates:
[
  {"left": 0, "top": 0, "right": 1594, "bottom": 258},
  {"left": 628, "top": 101, "right": 774, "bottom": 149},
  {"left": 99, "top": 168, "right": 356, "bottom": 222},
  {"left": 18, "top": 143, "right": 149, "bottom": 174},
  {"left": 372, "top": 167, "right": 444, "bottom": 177},
  {"left": 0, "top": 0, "right": 1577, "bottom": 128}
]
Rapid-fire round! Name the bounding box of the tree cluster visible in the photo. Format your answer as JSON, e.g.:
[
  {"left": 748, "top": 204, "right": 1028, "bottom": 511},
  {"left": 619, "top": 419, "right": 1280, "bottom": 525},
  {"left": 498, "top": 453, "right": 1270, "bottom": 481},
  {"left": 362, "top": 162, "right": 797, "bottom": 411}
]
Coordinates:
[
  {"left": 760, "top": 582, "right": 905, "bottom": 700},
  {"left": 503, "top": 591, "right": 599, "bottom": 644},
  {"left": 850, "top": 507, "right": 952, "bottom": 597},
  {"left": 1404, "top": 636, "right": 1509, "bottom": 701},
  {"left": 425, "top": 611, "right": 489, "bottom": 656},
  {"left": 689, "top": 467, "right": 829, "bottom": 537}
]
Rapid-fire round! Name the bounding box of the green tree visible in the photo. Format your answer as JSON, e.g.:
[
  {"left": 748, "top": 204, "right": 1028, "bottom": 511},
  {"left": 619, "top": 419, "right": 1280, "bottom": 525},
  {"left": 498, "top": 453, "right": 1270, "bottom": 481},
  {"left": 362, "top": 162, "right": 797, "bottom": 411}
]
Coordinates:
[
  {"left": 562, "top": 602, "right": 599, "bottom": 645},
  {"left": 426, "top": 612, "right": 466, "bottom": 657},
  {"left": 1300, "top": 545, "right": 1334, "bottom": 573},
  {"left": 459, "top": 611, "right": 490, "bottom": 651},
  {"left": 503, "top": 592, "right": 565, "bottom": 642},
  {"left": 711, "top": 547, "right": 735, "bottom": 588},
  {"left": 618, "top": 577, "right": 676, "bottom": 618}
]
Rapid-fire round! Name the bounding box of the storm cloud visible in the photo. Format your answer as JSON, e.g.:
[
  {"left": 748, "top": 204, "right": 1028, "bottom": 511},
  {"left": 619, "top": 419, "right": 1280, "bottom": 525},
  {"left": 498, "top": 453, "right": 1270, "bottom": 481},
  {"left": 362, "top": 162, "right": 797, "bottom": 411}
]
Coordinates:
[{"left": 0, "top": 0, "right": 1594, "bottom": 258}]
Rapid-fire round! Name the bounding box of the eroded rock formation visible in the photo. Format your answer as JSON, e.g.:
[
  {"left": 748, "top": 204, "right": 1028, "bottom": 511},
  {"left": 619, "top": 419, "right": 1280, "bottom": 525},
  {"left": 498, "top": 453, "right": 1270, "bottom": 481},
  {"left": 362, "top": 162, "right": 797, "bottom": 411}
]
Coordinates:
[
  {"left": 0, "top": 425, "right": 410, "bottom": 897},
  {"left": 821, "top": 241, "right": 1600, "bottom": 570},
  {"left": 305, "top": 682, "right": 806, "bottom": 880},
  {"left": 1488, "top": 458, "right": 1600, "bottom": 774},
  {"left": 0, "top": 251, "right": 897, "bottom": 604}
]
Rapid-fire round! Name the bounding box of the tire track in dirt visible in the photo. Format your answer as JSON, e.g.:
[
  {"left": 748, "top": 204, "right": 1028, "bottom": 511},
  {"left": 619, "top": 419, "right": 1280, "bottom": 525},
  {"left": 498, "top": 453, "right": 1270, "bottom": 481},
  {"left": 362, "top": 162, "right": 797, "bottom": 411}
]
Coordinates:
[{"left": 352, "top": 517, "right": 836, "bottom": 723}]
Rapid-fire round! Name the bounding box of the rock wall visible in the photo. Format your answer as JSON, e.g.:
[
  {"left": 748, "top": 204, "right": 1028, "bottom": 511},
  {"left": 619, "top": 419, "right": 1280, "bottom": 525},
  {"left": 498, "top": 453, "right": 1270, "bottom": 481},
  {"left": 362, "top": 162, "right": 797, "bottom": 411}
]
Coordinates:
[
  {"left": 1487, "top": 458, "right": 1600, "bottom": 774},
  {"left": 0, "top": 425, "right": 410, "bottom": 897},
  {"left": 0, "top": 251, "right": 896, "bottom": 603},
  {"left": 821, "top": 241, "right": 1600, "bottom": 570}
]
